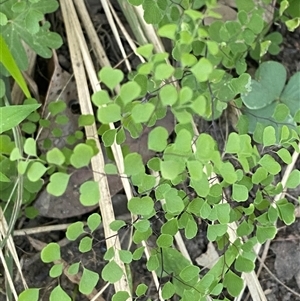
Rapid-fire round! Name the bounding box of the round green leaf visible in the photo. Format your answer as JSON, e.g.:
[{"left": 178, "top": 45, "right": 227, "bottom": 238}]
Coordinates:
[
  {"left": 119, "top": 250, "right": 133, "bottom": 264},
  {"left": 191, "top": 58, "right": 213, "bottom": 82},
  {"left": 46, "top": 148, "right": 65, "bottom": 165},
  {"left": 232, "top": 184, "right": 248, "bottom": 202},
  {"left": 158, "top": 24, "right": 178, "bottom": 39},
  {"left": 276, "top": 148, "right": 292, "bottom": 164},
  {"left": 263, "top": 126, "right": 276, "bottom": 146},
  {"left": 234, "top": 255, "right": 255, "bottom": 273},
  {"left": 79, "top": 268, "right": 99, "bottom": 294},
  {"left": 48, "top": 101, "right": 66, "bottom": 116},
  {"left": 92, "top": 90, "right": 111, "bottom": 106},
  {"left": 136, "top": 283, "right": 148, "bottom": 297},
  {"left": 49, "top": 263, "right": 63, "bottom": 278},
  {"left": 101, "top": 260, "right": 123, "bottom": 283},
  {"left": 154, "top": 63, "right": 174, "bottom": 80},
  {"left": 87, "top": 213, "right": 101, "bottom": 232},
  {"left": 79, "top": 237, "right": 93, "bottom": 253},
  {"left": 27, "top": 162, "right": 47, "bottom": 182},
  {"left": 49, "top": 286, "right": 71, "bottom": 301},
  {"left": 70, "top": 144, "right": 94, "bottom": 168},
  {"left": 156, "top": 234, "right": 173, "bottom": 247},
  {"left": 99, "top": 67, "right": 124, "bottom": 90},
  {"left": 78, "top": 114, "right": 94, "bottom": 126},
  {"left": 97, "top": 104, "right": 121, "bottom": 124},
  {"left": 41, "top": 243, "right": 61, "bottom": 263},
  {"left": 259, "top": 154, "right": 281, "bottom": 175},
  {"left": 159, "top": 84, "right": 178, "bottom": 107},
  {"left": 162, "top": 281, "right": 175, "bottom": 299},
  {"left": 79, "top": 181, "right": 100, "bottom": 206},
  {"left": 142, "top": 0, "right": 163, "bottom": 24},
  {"left": 68, "top": 262, "right": 80, "bottom": 275},
  {"left": 66, "top": 221, "right": 85, "bottom": 241},
  {"left": 148, "top": 126, "right": 168, "bottom": 151},
  {"left": 124, "top": 153, "right": 145, "bottom": 176},
  {"left": 132, "top": 103, "right": 155, "bottom": 123},
  {"left": 286, "top": 169, "right": 300, "bottom": 189},
  {"left": 24, "top": 138, "right": 37, "bottom": 156},
  {"left": 120, "top": 81, "right": 141, "bottom": 105},
  {"left": 179, "top": 265, "right": 200, "bottom": 282},
  {"left": 223, "top": 270, "right": 243, "bottom": 297},
  {"left": 18, "top": 288, "right": 39, "bottom": 301},
  {"left": 256, "top": 225, "right": 277, "bottom": 244},
  {"left": 102, "top": 129, "right": 117, "bottom": 147},
  {"left": 136, "top": 44, "right": 153, "bottom": 59},
  {"left": 128, "top": 196, "right": 154, "bottom": 216},
  {"left": 276, "top": 199, "right": 295, "bottom": 225},
  {"left": 112, "top": 291, "right": 130, "bottom": 301},
  {"left": 110, "top": 220, "right": 126, "bottom": 231},
  {"left": 47, "top": 172, "right": 70, "bottom": 196}
]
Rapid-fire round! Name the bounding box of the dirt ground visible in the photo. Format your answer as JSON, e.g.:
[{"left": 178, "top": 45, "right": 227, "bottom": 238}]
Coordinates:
[{"left": 5, "top": 3, "right": 300, "bottom": 301}]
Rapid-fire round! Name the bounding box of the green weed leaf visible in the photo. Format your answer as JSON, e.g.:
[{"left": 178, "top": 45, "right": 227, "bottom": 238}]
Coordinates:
[
  {"left": 223, "top": 270, "right": 243, "bottom": 297},
  {"left": 41, "top": 243, "right": 60, "bottom": 263},
  {"left": 27, "top": 162, "right": 47, "bottom": 182},
  {"left": 92, "top": 90, "right": 111, "bottom": 106},
  {"left": 79, "top": 181, "right": 100, "bottom": 206},
  {"left": 136, "top": 44, "right": 153, "bottom": 59},
  {"left": 18, "top": 288, "right": 39, "bottom": 301},
  {"left": 259, "top": 154, "right": 281, "bottom": 175},
  {"left": 128, "top": 196, "right": 154, "bottom": 216},
  {"left": 136, "top": 283, "right": 148, "bottom": 296},
  {"left": 119, "top": 250, "right": 133, "bottom": 264},
  {"left": 49, "top": 286, "right": 70, "bottom": 301},
  {"left": 234, "top": 255, "right": 255, "bottom": 273},
  {"left": 47, "top": 172, "right": 70, "bottom": 196},
  {"left": 142, "top": 0, "right": 163, "bottom": 24},
  {"left": 232, "top": 184, "right": 248, "bottom": 202},
  {"left": 162, "top": 281, "right": 175, "bottom": 299},
  {"left": 79, "top": 237, "right": 93, "bottom": 253},
  {"left": 87, "top": 213, "right": 101, "bottom": 232},
  {"left": 132, "top": 103, "right": 155, "bottom": 123},
  {"left": 256, "top": 225, "right": 277, "bottom": 244},
  {"left": 156, "top": 234, "right": 173, "bottom": 247},
  {"left": 148, "top": 126, "right": 168, "bottom": 151},
  {"left": 46, "top": 148, "right": 65, "bottom": 165},
  {"left": 68, "top": 262, "right": 80, "bottom": 275},
  {"left": 286, "top": 169, "right": 300, "bottom": 189},
  {"left": 102, "top": 129, "right": 117, "bottom": 147},
  {"left": 263, "top": 126, "right": 276, "bottom": 146},
  {"left": 70, "top": 144, "right": 94, "bottom": 168},
  {"left": 99, "top": 67, "right": 124, "bottom": 90},
  {"left": 207, "top": 224, "right": 227, "bottom": 241},
  {"left": 179, "top": 265, "right": 200, "bottom": 282},
  {"left": 79, "top": 268, "right": 99, "bottom": 294},
  {"left": 97, "top": 104, "right": 121, "bottom": 124},
  {"left": 191, "top": 58, "right": 213, "bottom": 82},
  {"left": 276, "top": 199, "right": 295, "bottom": 225},
  {"left": 102, "top": 261, "right": 123, "bottom": 283},
  {"left": 112, "top": 291, "right": 130, "bottom": 301},
  {"left": 49, "top": 263, "right": 63, "bottom": 278},
  {"left": 24, "top": 138, "right": 37, "bottom": 156},
  {"left": 110, "top": 220, "right": 126, "bottom": 231},
  {"left": 120, "top": 81, "right": 141, "bottom": 105},
  {"left": 66, "top": 222, "right": 85, "bottom": 241},
  {"left": 124, "top": 153, "right": 145, "bottom": 175}
]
